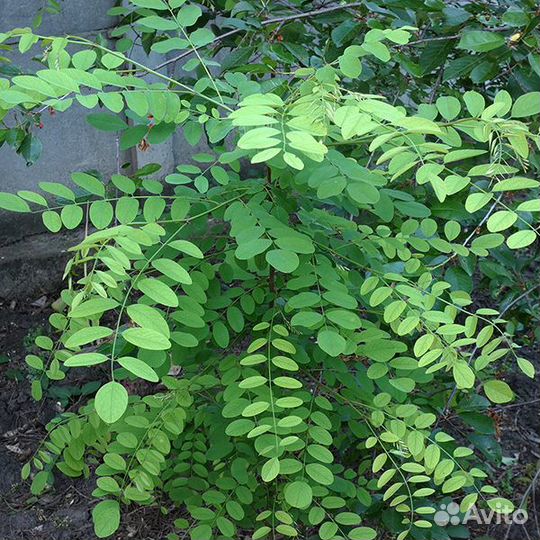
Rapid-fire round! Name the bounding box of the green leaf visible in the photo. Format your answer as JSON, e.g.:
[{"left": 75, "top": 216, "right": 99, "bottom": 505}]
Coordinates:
[
  {"left": 177, "top": 4, "right": 202, "bottom": 27},
  {"left": 65, "top": 326, "right": 113, "bottom": 348},
  {"left": 61, "top": 204, "right": 83, "bottom": 229},
  {"left": 347, "top": 182, "right": 380, "bottom": 205},
  {"left": 69, "top": 298, "right": 119, "bottom": 318},
  {"left": 117, "top": 356, "right": 159, "bottom": 382},
  {"left": 326, "top": 309, "right": 361, "bottom": 330},
  {"left": 151, "top": 37, "right": 188, "bottom": 54},
  {"left": 389, "top": 377, "right": 415, "bottom": 393},
  {"left": 112, "top": 174, "right": 136, "bottom": 194},
  {"left": 511, "top": 92, "right": 540, "bottom": 118},
  {"left": 517, "top": 357, "right": 535, "bottom": 378},
  {"left": 465, "top": 193, "right": 491, "bottom": 213},
  {"left": 138, "top": 278, "right": 179, "bottom": 307},
  {"left": 37, "top": 69, "right": 79, "bottom": 92},
  {"left": 238, "top": 375, "right": 267, "bottom": 388},
  {"left": 339, "top": 54, "right": 362, "bottom": 78},
  {"left": 487, "top": 497, "right": 515, "bottom": 514},
  {"left": 151, "top": 258, "right": 192, "bottom": 284},
  {"left": 92, "top": 500, "right": 120, "bottom": 538},
  {"left": 123, "top": 327, "right": 171, "bottom": 350},
  {"left": 190, "top": 28, "right": 215, "bottom": 47},
  {"left": 72, "top": 50, "right": 97, "bottom": 70},
  {"left": 348, "top": 527, "right": 377, "bottom": 540},
  {"left": 235, "top": 238, "right": 272, "bottom": 260},
  {"left": 442, "top": 475, "right": 467, "bottom": 493},
  {"left": 119, "top": 125, "right": 147, "bottom": 151},
  {"left": 90, "top": 200, "right": 114, "bottom": 229},
  {"left": 383, "top": 300, "right": 407, "bottom": 323},
  {"left": 64, "top": 352, "right": 108, "bottom": 367},
  {"left": 306, "top": 463, "right": 334, "bottom": 486},
  {"left": 486, "top": 211, "right": 517, "bottom": 232},
  {"left": 30, "top": 470, "right": 49, "bottom": 494},
  {"left": 252, "top": 147, "right": 281, "bottom": 163},
  {"left": 484, "top": 380, "right": 513, "bottom": 403},
  {"left": 116, "top": 197, "right": 139, "bottom": 223},
  {"left": 261, "top": 457, "right": 280, "bottom": 482},
  {"left": 458, "top": 31, "right": 505, "bottom": 52},
  {"left": 18, "top": 33, "right": 38, "bottom": 53},
  {"left": 138, "top": 16, "right": 179, "bottom": 30},
  {"left": 283, "top": 151, "right": 304, "bottom": 170},
  {"left": 17, "top": 190, "right": 47, "bottom": 207},
  {"left": 452, "top": 361, "right": 475, "bottom": 389},
  {"left": 0, "top": 192, "right": 31, "bottom": 213},
  {"left": 506, "top": 230, "right": 536, "bottom": 249},
  {"left": 39, "top": 182, "right": 75, "bottom": 201},
  {"left": 101, "top": 53, "right": 124, "bottom": 70},
  {"left": 71, "top": 172, "right": 105, "bottom": 197},
  {"left": 87, "top": 113, "right": 128, "bottom": 132},
  {"left": 317, "top": 329, "right": 346, "bottom": 357},
  {"left": 169, "top": 239, "right": 204, "bottom": 259},
  {"left": 131, "top": 0, "right": 168, "bottom": 8},
  {"left": 126, "top": 304, "right": 170, "bottom": 337},
  {"left": 213, "top": 321, "right": 230, "bottom": 348},
  {"left": 95, "top": 381, "right": 129, "bottom": 423},
  {"left": 242, "top": 401, "right": 270, "bottom": 417},
  {"left": 436, "top": 96, "right": 461, "bottom": 120},
  {"left": 265, "top": 249, "right": 299, "bottom": 273},
  {"left": 362, "top": 40, "right": 390, "bottom": 62},
  {"left": 284, "top": 481, "right": 312, "bottom": 509}
]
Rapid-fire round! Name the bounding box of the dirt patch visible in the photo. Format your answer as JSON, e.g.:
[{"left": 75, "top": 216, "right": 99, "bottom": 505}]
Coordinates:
[
  {"left": 0, "top": 295, "right": 92, "bottom": 540},
  {"left": 0, "top": 295, "right": 185, "bottom": 540},
  {"left": 1, "top": 293, "right": 539, "bottom": 540}
]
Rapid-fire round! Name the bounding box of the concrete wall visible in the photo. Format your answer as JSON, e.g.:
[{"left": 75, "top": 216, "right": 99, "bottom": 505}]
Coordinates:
[
  {"left": 0, "top": 0, "right": 184, "bottom": 299},
  {"left": 1, "top": 0, "right": 120, "bottom": 238}
]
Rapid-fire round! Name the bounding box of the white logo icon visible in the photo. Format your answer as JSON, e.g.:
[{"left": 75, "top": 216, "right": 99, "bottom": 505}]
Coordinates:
[
  {"left": 433, "top": 500, "right": 528, "bottom": 527},
  {"left": 434, "top": 502, "right": 461, "bottom": 526}
]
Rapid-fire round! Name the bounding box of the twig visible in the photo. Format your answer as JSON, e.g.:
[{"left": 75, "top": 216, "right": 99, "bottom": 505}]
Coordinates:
[
  {"left": 463, "top": 193, "right": 503, "bottom": 246},
  {"left": 503, "top": 467, "right": 540, "bottom": 540},
  {"left": 493, "top": 398, "right": 540, "bottom": 410},
  {"left": 404, "top": 27, "right": 510, "bottom": 47},
  {"left": 153, "top": 2, "right": 364, "bottom": 71},
  {"left": 405, "top": 34, "right": 460, "bottom": 46},
  {"left": 429, "top": 66, "right": 444, "bottom": 104},
  {"left": 500, "top": 284, "right": 540, "bottom": 317}
]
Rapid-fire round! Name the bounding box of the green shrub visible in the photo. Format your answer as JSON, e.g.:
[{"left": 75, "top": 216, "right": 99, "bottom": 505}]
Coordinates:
[{"left": 0, "top": 2, "right": 539, "bottom": 539}]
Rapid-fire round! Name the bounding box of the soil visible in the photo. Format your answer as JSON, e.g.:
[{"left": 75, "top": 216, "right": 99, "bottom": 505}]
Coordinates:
[
  {"left": 0, "top": 295, "right": 181, "bottom": 540},
  {"left": 0, "top": 293, "right": 538, "bottom": 540}
]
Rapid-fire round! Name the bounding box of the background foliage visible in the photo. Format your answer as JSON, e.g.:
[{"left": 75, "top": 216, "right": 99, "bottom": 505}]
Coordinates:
[{"left": 0, "top": 1, "right": 539, "bottom": 539}]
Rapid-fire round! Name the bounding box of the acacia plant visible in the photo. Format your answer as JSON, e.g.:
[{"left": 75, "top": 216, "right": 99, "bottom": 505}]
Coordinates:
[{"left": 0, "top": 1, "right": 539, "bottom": 539}]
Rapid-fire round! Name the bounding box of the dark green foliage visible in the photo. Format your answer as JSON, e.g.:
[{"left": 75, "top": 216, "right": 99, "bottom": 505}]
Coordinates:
[{"left": 1, "top": 1, "right": 539, "bottom": 539}]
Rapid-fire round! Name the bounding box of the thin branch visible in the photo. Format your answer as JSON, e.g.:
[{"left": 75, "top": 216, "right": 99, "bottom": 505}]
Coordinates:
[
  {"left": 404, "top": 26, "right": 510, "bottom": 47},
  {"left": 500, "top": 284, "right": 540, "bottom": 317},
  {"left": 405, "top": 34, "right": 460, "bottom": 47},
  {"left": 428, "top": 65, "right": 444, "bottom": 104},
  {"left": 153, "top": 2, "right": 364, "bottom": 71},
  {"left": 462, "top": 194, "right": 503, "bottom": 246},
  {"left": 503, "top": 467, "right": 540, "bottom": 540}
]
